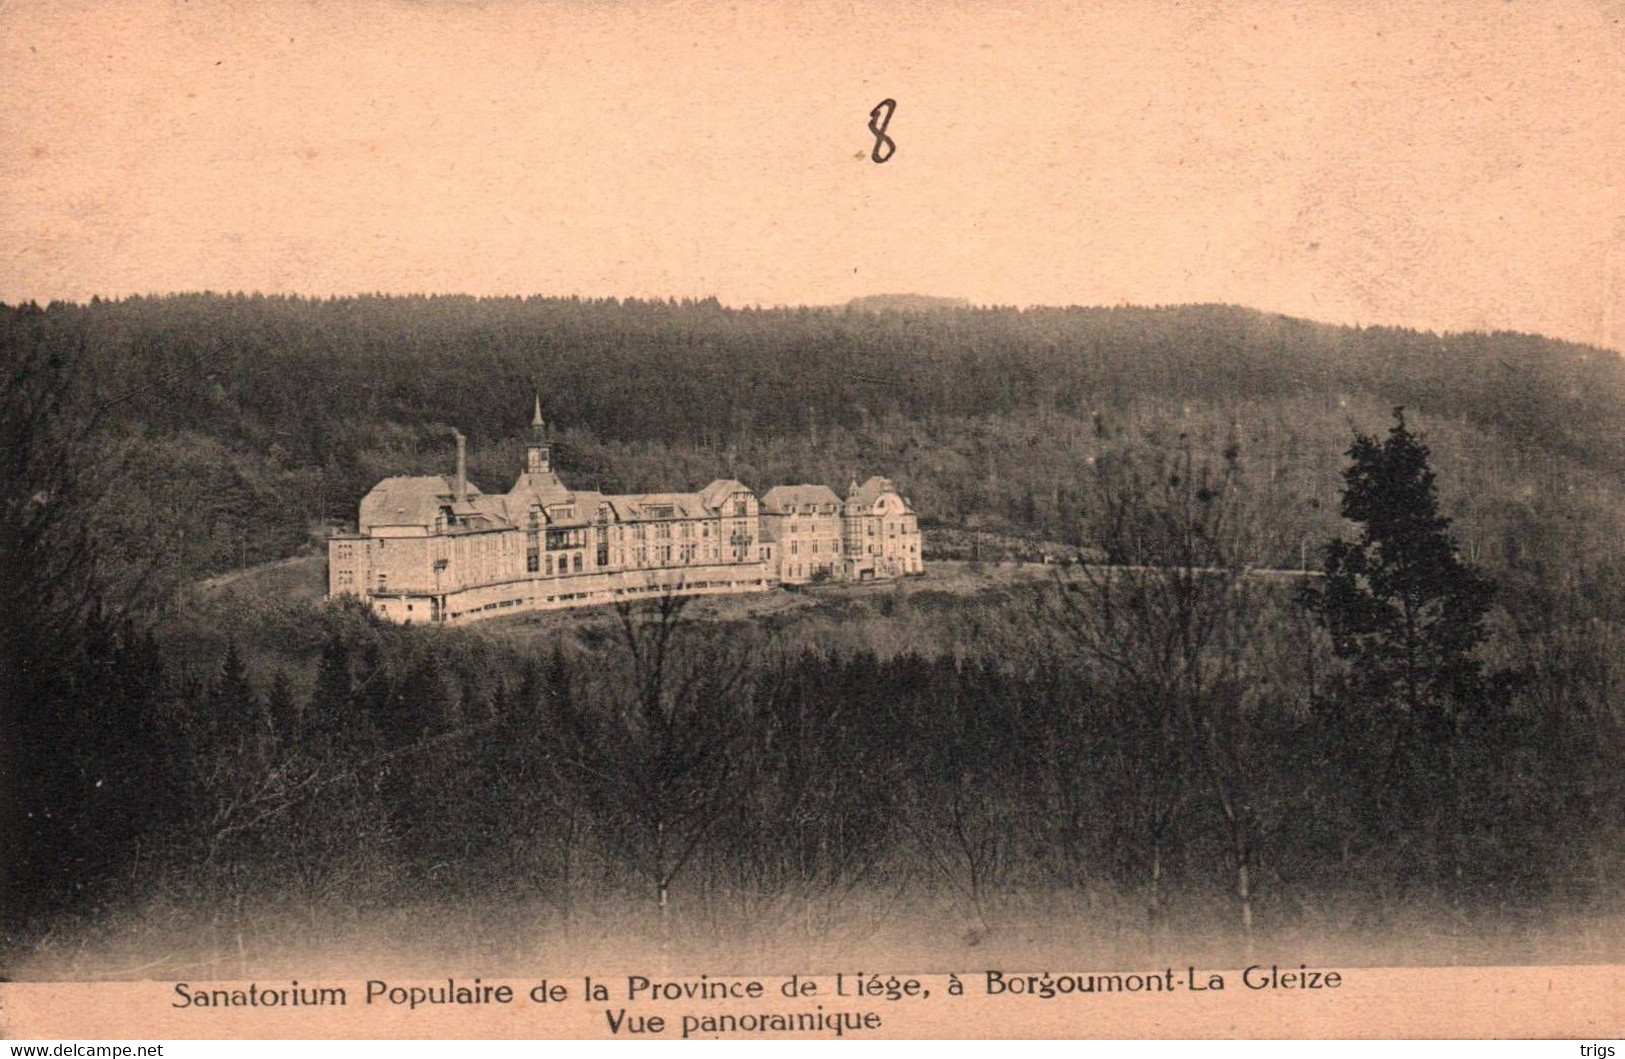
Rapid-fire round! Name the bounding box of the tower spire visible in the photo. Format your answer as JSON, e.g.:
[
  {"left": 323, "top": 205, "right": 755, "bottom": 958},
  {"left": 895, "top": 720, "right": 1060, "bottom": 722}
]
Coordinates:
[{"left": 526, "top": 393, "right": 551, "bottom": 475}]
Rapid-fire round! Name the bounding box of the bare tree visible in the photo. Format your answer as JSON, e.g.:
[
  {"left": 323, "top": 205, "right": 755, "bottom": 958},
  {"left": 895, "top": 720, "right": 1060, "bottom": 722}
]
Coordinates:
[
  {"left": 1044, "top": 434, "right": 1266, "bottom": 944},
  {"left": 895, "top": 656, "right": 1023, "bottom": 940},
  {"left": 551, "top": 592, "right": 758, "bottom": 928},
  {"left": 702, "top": 648, "right": 899, "bottom": 945}
]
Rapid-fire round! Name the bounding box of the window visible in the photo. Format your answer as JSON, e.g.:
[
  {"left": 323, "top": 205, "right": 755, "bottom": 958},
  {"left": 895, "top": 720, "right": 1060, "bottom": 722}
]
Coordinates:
[
  {"left": 545, "top": 555, "right": 554, "bottom": 576},
  {"left": 734, "top": 498, "right": 748, "bottom": 517},
  {"left": 573, "top": 554, "right": 582, "bottom": 573}
]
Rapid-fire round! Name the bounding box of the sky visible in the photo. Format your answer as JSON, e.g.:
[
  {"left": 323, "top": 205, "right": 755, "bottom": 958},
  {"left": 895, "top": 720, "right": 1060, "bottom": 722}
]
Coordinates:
[{"left": 3, "top": 0, "right": 1623, "bottom": 348}]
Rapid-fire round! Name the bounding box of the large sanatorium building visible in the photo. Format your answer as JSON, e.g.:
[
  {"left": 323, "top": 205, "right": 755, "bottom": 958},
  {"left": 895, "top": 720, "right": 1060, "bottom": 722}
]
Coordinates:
[{"left": 328, "top": 400, "right": 924, "bottom": 625}]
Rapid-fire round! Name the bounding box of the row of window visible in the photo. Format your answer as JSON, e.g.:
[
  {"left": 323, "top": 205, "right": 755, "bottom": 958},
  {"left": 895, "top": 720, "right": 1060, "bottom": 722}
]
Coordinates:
[
  {"left": 779, "top": 520, "right": 917, "bottom": 538},
  {"left": 624, "top": 543, "right": 725, "bottom": 566},
  {"left": 627, "top": 522, "right": 709, "bottom": 541},
  {"left": 546, "top": 528, "right": 586, "bottom": 550}
]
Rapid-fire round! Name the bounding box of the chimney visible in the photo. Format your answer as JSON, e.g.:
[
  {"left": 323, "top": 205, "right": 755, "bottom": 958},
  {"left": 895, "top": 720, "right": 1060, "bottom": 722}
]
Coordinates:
[{"left": 454, "top": 430, "right": 467, "bottom": 502}]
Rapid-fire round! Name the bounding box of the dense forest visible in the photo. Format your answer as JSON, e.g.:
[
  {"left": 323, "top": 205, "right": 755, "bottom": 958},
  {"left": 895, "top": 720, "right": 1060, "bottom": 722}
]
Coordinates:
[{"left": 2, "top": 294, "right": 1623, "bottom": 975}]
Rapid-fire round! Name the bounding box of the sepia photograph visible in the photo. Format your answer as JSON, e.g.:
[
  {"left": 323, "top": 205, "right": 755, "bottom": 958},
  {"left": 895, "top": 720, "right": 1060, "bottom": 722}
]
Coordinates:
[{"left": 2, "top": 0, "right": 1623, "bottom": 1041}]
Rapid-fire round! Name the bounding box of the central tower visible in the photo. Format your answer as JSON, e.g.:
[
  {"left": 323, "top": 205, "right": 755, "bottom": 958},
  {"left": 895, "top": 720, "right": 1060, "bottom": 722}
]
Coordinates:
[{"left": 527, "top": 394, "right": 551, "bottom": 474}]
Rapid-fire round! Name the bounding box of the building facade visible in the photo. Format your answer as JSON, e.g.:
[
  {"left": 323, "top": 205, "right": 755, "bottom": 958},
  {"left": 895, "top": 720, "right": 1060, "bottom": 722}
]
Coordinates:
[
  {"left": 328, "top": 400, "right": 924, "bottom": 625},
  {"left": 760, "top": 484, "right": 844, "bottom": 584},
  {"left": 842, "top": 475, "right": 924, "bottom": 581}
]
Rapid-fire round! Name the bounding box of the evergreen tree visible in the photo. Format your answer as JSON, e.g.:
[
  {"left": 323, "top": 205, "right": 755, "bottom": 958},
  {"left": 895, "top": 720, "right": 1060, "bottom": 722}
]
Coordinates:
[
  {"left": 1303, "top": 408, "right": 1497, "bottom": 888},
  {"left": 1308, "top": 408, "right": 1493, "bottom": 722},
  {"left": 265, "top": 668, "right": 298, "bottom": 747},
  {"left": 211, "top": 637, "right": 256, "bottom": 712},
  {"left": 310, "top": 632, "right": 353, "bottom": 715},
  {"left": 210, "top": 635, "right": 273, "bottom": 764},
  {"left": 307, "top": 628, "right": 377, "bottom": 758}
]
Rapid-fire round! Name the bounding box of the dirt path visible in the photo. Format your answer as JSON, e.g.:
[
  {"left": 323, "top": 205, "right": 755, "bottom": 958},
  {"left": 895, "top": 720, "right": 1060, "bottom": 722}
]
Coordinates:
[{"left": 195, "top": 554, "right": 319, "bottom": 592}]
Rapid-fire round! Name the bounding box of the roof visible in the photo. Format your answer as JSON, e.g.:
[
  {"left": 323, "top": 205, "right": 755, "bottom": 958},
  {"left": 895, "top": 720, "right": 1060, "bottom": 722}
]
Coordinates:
[
  {"left": 359, "top": 475, "right": 482, "bottom": 530},
  {"left": 540, "top": 489, "right": 602, "bottom": 528},
  {"left": 760, "top": 484, "right": 841, "bottom": 514},
  {"left": 506, "top": 470, "right": 574, "bottom": 512},
  {"left": 570, "top": 490, "right": 608, "bottom": 524},
  {"left": 848, "top": 476, "right": 907, "bottom": 511},
  {"left": 699, "top": 479, "right": 752, "bottom": 510},
  {"left": 453, "top": 493, "right": 514, "bottom": 530},
  {"left": 608, "top": 491, "right": 713, "bottom": 521}
]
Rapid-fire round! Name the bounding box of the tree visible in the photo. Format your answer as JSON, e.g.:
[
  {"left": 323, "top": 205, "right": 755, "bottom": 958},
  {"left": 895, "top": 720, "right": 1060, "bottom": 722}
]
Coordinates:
[
  {"left": 552, "top": 593, "right": 758, "bottom": 926},
  {"left": 1309, "top": 408, "right": 1493, "bottom": 718},
  {"left": 1302, "top": 408, "right": 1496, "bottom": 888},
  {"left": 722, "top": 648, "right": 901, "bottom": 941},
  {"left": 1043, "top": 433, "right": 1266, "bottom": 944},
  {"left": 0, "top": 310, "right": 175, "bottom": 927}
]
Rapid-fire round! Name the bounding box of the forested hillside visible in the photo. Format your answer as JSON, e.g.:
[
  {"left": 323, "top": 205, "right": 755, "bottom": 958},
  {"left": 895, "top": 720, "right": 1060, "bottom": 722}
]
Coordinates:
[
  {"left": 4, "top": 294, "right": 1623, "bottom": 975},
  {"left": 4, "top": 294, "right": 1624, "bottom": 585}
]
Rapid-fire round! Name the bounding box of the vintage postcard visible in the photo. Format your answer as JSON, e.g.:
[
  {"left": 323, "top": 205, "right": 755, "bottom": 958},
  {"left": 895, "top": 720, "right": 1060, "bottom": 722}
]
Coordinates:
[{"left": 2, "top": 0, "right": 1622, "bottom": 1042}]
